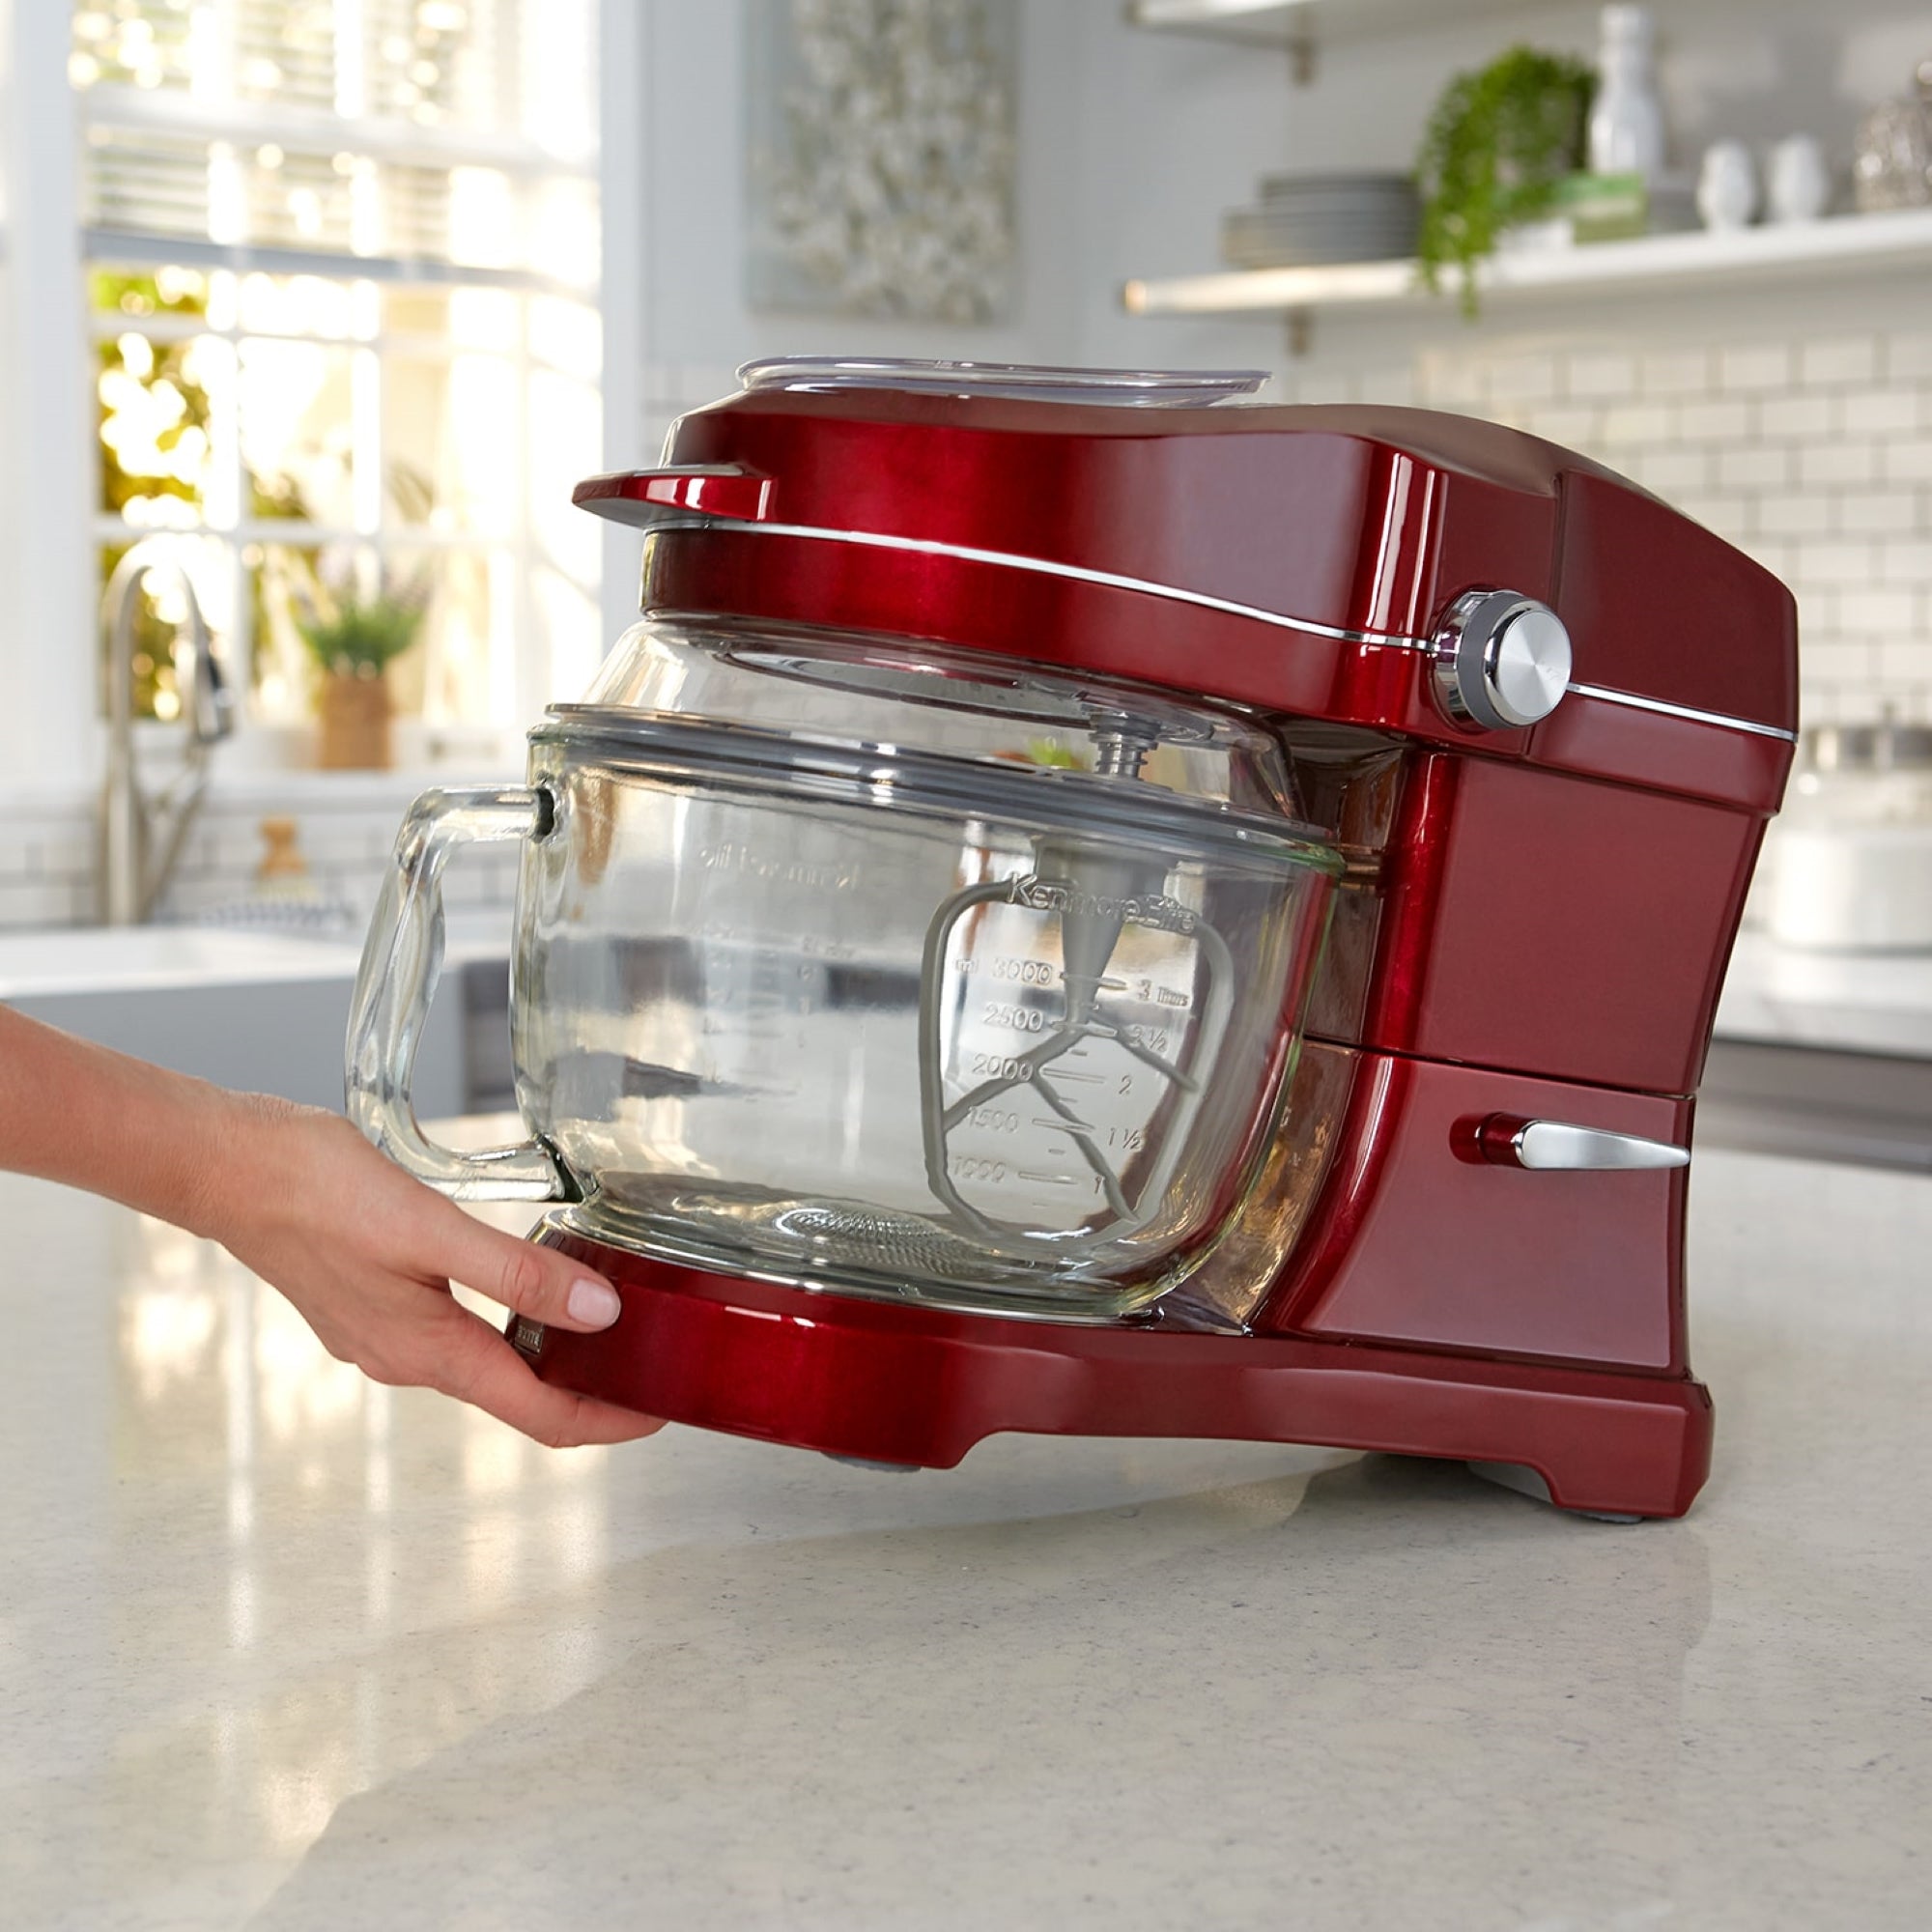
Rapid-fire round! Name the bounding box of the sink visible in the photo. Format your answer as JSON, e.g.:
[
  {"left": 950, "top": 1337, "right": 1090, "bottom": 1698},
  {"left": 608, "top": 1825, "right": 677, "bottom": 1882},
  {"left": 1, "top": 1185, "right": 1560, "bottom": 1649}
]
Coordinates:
[{"left": 0, "top": 924, "right": 492, "bottom": 1115}]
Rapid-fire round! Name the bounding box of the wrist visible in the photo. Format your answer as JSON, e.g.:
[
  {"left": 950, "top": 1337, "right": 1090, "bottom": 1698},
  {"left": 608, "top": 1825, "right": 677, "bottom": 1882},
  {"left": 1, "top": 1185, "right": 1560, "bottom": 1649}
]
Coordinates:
[{"left": 170, "top": 1087, "right": 304, "bottom": 1247}]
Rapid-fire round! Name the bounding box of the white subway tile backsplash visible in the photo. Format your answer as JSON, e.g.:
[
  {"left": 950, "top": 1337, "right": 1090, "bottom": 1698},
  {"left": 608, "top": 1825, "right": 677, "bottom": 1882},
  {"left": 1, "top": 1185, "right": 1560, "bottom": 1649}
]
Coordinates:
[
  {"left": 1840, "top": 386, "right": 1918, "bottom": 438},
  {"left": 1356, "top": 366, "right": 1416, "bottom": 408},
  {"left": 1719, "top": 445, "right": 1793, "bottom": 490},
  {"left": 1564, "top": 351, "right": 1637, "bottom": 401},
  {"left": 1799, "top": 542, "right": 1877, "bottom": 586},
  {"left": 1522, "top": 404, "right": 1598, "bottom": 447},
  {"left": 1757, "top": 394, "right": 1834, "bottom": 440},
  {"left": 0, "top": 880, "right": 83, "bottom": 926},
  {"left": 1719, "top": 343, "right": 1793, "bottom": 393},
  {"left": 1837, "top": 492, "right": 1918, "bottom": 535},
  {"left": 1838, "top": 587, "right": 1918, "bottom": 636},
  {"left": 1294, "top": 367, "right": 1357, "bottom": 406},
  {"left": 1801, "top": 632, "right": 1869, "bottom": 676},
  {"left": 1416, "top": 355, "right": 1487, "bottom": 410},
  {"left": 1678, "top": 398, "right": 1752, "bottom": 442},
  {"left": 27, "top": 827, "right": 94, "bottom": 880},
  {"left": 1876, "top": 638, "right": 1932, "bottom": 683},
  {"left": 1882, "top": 440, "right": 1932, "bottom": 484},
  {"left": 1487, "top": 355, "right": 1558, "bottom": 405},
  {"left": 1600, "top": 403, "right": 1674, "bottom": 447},
  {"left": 1886, "top": 334, "right": 1932, "bottom": 383},
  {"left": 1756, "top": 494, "right": 1833, "bottom": 537},
  {"left": 1632, "top": 448, "right": 1709, "bottom": 495},
  {"left": 1800, "top": 337, "right": 1881, "bottom": 387},
  {"left": 0, "top": 790, "right": 520, "bottom": 932},
  {"left": 1639, "top": 349, "right": 1712, "bottom": 397},
  {"left": 1879, "top": 539, "right": 1932, "bottom": 584},
  {"left": 1799, "top": 440, "right": 1879, "bottom": 488}
]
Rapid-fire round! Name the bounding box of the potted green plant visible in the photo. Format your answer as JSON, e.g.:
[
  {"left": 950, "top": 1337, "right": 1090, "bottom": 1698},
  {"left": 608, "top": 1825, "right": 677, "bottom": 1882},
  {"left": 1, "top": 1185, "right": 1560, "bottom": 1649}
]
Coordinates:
[
  {"left": 296, "top": 579, "right": 427, "bottom": 770},
  {"left": 1416, "top": 46, "right": 1596, "bottom": 317}
]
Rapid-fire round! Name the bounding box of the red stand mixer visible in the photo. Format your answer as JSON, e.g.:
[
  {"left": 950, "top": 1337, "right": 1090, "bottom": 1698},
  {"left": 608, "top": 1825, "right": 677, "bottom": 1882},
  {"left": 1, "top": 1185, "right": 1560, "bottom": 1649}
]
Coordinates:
[{"left": 348, "top": 359, "right": 1796, "bottom": 1519}]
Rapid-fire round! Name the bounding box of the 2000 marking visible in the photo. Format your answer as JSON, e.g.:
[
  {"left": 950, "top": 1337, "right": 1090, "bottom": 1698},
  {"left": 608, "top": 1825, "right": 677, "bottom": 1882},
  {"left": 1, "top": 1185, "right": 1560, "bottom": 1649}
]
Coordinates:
[{"left": 970, "top": 1053, "right": 1032, "bottom": 1081}]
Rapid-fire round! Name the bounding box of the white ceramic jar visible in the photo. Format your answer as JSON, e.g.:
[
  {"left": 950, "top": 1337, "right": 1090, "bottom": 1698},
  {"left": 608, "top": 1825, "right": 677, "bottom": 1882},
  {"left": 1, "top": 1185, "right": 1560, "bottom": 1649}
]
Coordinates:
[
  {"left": 1697, "top": 140, "right": 1759, "bottom": 230},
  {"left": 1768, "top": 136, "right": 1832, "bottom": 222}
]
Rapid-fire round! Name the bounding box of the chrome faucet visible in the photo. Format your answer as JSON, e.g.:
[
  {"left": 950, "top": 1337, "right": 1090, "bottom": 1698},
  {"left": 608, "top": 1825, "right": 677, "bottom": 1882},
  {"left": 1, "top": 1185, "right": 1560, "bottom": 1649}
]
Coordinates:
[{"left": 99, "top": 540, "right": 235, "bottom": 924}]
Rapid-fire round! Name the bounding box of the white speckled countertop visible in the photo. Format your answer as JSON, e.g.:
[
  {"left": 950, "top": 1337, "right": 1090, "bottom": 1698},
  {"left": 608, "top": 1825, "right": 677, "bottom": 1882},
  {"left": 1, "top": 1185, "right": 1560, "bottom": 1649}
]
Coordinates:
[{"left": 3, "top": 1145, "right": 1928, "bottom": 1930}]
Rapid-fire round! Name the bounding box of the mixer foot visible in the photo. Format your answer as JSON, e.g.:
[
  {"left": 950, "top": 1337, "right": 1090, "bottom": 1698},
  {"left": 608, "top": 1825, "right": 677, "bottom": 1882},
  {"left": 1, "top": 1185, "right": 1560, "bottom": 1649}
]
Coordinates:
[{"left": 1467, "top": 1461, "right": 1646, "bottom": 1522}]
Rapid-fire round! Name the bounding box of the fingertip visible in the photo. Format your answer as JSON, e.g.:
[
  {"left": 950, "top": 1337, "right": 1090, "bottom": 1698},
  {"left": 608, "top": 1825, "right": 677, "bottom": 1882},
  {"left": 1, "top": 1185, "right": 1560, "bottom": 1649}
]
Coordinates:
[
  {"left": 561, "top": 1400, "right": 668, "bottom": 1446},
  {"left": 563, "top": 1275, "right": 622, "bottom": 1329}
]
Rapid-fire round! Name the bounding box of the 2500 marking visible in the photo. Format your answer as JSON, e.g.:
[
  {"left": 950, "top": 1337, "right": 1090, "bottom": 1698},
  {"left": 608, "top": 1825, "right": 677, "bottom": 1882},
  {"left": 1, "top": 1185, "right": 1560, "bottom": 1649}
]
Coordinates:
[{"left": 982, "top": 1003, "right": 1047, "bottom": 1033}]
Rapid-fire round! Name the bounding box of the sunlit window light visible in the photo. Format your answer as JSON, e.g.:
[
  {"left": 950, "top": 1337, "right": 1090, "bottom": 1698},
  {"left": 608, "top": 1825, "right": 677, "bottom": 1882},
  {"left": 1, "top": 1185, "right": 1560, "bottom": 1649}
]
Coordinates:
[{"left": 77, "top": 0, "right": 602, "bottom": 738}]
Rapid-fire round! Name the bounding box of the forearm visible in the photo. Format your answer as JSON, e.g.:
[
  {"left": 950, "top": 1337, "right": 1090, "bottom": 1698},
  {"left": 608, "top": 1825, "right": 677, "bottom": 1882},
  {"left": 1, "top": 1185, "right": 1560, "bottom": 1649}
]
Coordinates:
[
  {"left": 0, "top": 1007, "right": 654, "bottom": 1445},
  {"left": 0, "top": 1005, "right": 256, "bottom": 1236}
]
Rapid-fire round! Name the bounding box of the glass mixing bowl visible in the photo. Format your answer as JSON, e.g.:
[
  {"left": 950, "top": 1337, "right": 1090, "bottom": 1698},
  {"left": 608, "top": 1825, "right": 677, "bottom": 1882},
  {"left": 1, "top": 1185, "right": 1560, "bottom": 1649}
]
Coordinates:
[{"left": 347, "top": 621, "right": 1342, "bottom": 1321}]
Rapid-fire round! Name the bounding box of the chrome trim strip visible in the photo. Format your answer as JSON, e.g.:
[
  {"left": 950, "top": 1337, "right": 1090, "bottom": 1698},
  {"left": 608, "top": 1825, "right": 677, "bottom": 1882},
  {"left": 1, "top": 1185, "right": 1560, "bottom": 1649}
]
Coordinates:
[
  {"left": 1567, "top": 681, "right": 1798, "bottom": 743},
  {"left": 648, "top": 518, "right": 1799, "bottom": 743},
  {"left": 696, "top": 518, "right": 1435, "bottom": 650}
]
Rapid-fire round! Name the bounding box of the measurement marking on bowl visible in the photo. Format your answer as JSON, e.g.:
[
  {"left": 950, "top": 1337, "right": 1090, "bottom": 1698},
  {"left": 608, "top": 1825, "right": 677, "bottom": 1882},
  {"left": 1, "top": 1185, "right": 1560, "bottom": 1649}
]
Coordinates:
[
  {"left": 1041, "top": 1067, "right": 1103, "bottom": 1085},
  {"left": 1020, "top": 1169, "right": 1078, "bottom": 1187},
  {"left": 1033, "top": 1115, "right": 1091, "bottom": 1134}
]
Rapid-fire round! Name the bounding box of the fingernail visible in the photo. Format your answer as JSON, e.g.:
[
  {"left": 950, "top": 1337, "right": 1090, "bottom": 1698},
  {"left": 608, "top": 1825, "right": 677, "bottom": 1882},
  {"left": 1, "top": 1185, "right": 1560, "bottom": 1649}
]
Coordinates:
[{"left": 566, "top": 1278, "right": 622, "bottom": 1327}]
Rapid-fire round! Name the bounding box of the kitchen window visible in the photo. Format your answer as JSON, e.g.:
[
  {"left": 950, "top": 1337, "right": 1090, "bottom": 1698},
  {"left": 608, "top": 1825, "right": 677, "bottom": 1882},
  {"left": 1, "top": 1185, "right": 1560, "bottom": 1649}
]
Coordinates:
[{"left": 0, "top": 0, "right": 637, "bottom": 786}]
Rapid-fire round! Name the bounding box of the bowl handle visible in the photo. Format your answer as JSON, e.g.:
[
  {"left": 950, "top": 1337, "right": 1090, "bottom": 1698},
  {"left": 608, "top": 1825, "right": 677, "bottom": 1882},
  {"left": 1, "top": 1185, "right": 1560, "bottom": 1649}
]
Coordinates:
[{"left": 345, "top": 784, "right": 566, "bottom": 1201}]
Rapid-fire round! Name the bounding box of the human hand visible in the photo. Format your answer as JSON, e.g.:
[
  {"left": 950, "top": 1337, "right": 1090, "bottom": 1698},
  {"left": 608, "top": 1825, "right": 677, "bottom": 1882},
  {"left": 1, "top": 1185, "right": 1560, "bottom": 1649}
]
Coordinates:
[{"left": 194, "top": 1094, "right": 664, "bottom": 1448}]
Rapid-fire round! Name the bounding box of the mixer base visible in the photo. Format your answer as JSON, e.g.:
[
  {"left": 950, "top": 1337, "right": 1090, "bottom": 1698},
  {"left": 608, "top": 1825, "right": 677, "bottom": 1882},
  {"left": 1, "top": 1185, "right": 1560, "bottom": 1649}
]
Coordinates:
[{"left": 518, "top": 1224, "right": 1715, "bottom": 1520}]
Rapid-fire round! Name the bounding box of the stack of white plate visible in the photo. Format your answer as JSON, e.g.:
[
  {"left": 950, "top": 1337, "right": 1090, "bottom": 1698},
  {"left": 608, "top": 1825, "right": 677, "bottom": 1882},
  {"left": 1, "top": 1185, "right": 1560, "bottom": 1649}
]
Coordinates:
[{"left": 1220, "top": 172, "right": 1420, "bottom": 270}]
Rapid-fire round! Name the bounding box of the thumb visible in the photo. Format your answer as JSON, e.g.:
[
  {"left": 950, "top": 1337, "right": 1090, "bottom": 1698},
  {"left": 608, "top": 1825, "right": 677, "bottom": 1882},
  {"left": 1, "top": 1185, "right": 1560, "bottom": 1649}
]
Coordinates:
[{"left": 437, "top": 1212, "right": 624, "bottom": 1335}]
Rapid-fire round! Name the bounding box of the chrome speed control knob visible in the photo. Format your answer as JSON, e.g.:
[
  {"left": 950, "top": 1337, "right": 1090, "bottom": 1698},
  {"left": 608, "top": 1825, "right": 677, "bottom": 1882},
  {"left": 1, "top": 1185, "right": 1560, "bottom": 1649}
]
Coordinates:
[{"left": 1433, "top": 588, "right": 1573, "bottom": 732}]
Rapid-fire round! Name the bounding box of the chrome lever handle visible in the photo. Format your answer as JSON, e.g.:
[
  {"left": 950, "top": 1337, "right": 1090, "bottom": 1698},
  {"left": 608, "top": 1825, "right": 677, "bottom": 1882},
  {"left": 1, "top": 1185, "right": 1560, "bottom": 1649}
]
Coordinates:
[{"left": 1474, "top": 1116, "right": 1690, "bottom": 1172}]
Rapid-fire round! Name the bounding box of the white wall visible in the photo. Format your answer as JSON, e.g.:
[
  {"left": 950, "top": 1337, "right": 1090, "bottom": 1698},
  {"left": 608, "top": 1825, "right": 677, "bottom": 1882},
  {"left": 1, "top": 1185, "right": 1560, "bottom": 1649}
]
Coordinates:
[{"left": 625, "top": 0, "right": 1091, "bottom": 456}]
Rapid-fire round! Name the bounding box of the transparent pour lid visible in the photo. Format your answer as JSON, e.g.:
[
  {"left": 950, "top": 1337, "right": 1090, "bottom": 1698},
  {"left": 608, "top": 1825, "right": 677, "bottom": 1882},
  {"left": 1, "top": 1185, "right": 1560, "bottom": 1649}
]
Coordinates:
[
  {"left": 564, "top": 618, "right": 1321, "bottom": 838},
  {"left": 737, "top": 356, "right": 1268, "bottom": 409}
]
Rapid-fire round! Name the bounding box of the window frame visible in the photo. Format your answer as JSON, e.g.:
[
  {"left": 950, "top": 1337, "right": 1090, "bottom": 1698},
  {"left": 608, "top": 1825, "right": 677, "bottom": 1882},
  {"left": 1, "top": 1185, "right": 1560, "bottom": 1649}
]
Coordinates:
[{"left": 0, "top": 0, "right": 643, "bottom": 801}]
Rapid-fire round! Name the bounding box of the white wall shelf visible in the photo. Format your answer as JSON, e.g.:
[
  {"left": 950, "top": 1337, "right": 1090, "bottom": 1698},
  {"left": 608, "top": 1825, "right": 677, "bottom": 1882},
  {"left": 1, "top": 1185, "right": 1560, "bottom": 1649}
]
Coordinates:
[
  {"left": 1125, "top": 0, "right": 1550, "bottom": 77},
  {"left": 1122, "top": 206, "right": 1932, "bottom": 333}
]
